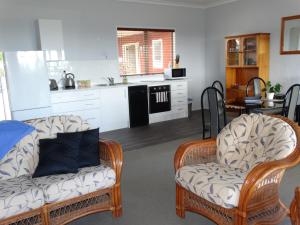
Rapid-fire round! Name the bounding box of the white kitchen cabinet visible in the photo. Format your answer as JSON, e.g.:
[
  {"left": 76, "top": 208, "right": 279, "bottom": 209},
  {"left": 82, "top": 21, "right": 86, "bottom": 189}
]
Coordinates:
[
  {"left": 51, "top": 89, "right": 101, "bottom": 129},
  {"left": 100, "top": 87, "right": 129, "bottom": 132},
  {"left": 66, "top": 109, "right": 102, "bottom": 129},
  {"left": 38, "top": 19, "right": 65, "bottom": 61}
]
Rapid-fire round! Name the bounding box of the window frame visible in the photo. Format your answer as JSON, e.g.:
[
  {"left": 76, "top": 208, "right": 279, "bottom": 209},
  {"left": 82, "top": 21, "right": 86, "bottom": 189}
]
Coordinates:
[{"left": 117, "top": 27, "right": 175, "bottom": 76}]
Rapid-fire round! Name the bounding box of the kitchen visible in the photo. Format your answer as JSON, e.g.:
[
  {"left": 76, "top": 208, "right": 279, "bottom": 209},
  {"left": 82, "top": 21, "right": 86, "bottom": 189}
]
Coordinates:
[{"left": 0, "top": 19, "right": 189, "bottom": 133}]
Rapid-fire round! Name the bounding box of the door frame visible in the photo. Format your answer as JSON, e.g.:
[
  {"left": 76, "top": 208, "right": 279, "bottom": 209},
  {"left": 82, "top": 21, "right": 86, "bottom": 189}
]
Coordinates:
[{"left": 122, "top": 43, "right": 141, "bottom": 74}]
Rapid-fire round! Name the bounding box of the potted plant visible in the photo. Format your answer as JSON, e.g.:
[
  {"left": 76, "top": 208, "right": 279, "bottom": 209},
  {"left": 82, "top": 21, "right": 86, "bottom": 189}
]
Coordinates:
[{"left": 265, "top": 81, "right": 282, "bottom": 100}]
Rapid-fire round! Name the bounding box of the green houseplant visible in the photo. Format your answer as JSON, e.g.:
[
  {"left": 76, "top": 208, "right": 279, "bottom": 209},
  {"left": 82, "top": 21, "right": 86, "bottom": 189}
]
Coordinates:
[{"left": 265, "top": 81, "right": 282, "bottom": 100}]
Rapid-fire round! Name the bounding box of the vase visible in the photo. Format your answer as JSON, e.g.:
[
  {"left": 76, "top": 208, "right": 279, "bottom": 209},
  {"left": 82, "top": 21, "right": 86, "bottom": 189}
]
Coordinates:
[{"left": 267, "top": 92, "right": 275, "bottom": 100}]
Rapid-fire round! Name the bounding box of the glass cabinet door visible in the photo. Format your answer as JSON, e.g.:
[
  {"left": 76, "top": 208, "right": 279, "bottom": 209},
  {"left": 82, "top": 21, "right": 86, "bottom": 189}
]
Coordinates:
[
  {"left": 226, "top": 38, "right": 240, "bottom": 66},
  {"left": 243, "top": 37, "right": 257, "bottom": 66}
]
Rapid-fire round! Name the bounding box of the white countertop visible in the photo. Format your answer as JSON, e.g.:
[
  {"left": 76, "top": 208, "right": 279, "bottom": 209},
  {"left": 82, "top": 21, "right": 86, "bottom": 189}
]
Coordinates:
[{"left": 50, "top": 79, "right": 188, "bottom": 94}]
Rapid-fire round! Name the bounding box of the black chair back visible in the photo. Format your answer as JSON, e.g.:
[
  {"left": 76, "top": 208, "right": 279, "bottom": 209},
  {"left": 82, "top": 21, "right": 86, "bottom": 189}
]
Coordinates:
[
  {"left": 201, "top": 87, "right": 227, "bottom": 139},
  {"left": 246, "top": 77, "right": 266, "bottom": 97},
  {"left": 283, "top": 84, "right": 300, "bottom": 121},
  {"left": 212, "top": 80, "right": 224, "bottom": 95}
]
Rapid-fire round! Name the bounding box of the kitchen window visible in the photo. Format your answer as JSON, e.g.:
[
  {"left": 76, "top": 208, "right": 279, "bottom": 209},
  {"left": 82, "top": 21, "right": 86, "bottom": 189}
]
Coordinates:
[{"left": 117, "top": 28, "right": 175, "bottom": 76}]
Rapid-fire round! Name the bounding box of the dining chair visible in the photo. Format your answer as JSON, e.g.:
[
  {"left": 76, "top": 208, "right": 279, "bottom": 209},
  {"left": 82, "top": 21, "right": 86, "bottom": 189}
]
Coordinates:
[
  {"left": 246, "top": 77, "right": 266, "bottom": 97},
  {"left": 282, "top": 84, "right": 300, "bottom": 121},
  {"left": 212, "top": 80, "right": 224, "bottom": 95},
  {"left": 201, "top": 87, "right": 227, "bottom": 139}
]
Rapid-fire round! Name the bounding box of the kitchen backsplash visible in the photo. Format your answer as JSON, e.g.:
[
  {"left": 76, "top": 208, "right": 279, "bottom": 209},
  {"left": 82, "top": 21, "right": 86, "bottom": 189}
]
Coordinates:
[
  {"left": 47, "top": 59, "right": 121, "bottom": 87},
  {"left": 47, "top": 59, "right": 165, "bottom": 88}
]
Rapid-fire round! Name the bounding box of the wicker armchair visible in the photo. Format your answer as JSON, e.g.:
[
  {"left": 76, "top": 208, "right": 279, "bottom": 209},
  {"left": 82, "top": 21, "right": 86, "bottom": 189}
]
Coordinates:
[
  {"left": 290, "top": 187, "right": 300, "bottom": 225},
  {"left": 174, "top": 114, "right": 300, "bottom": 225}
]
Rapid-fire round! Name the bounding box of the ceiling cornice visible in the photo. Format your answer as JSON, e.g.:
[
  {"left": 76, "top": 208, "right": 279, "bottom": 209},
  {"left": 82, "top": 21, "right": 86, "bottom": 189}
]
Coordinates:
[{"left": 117, "top": 0, "right": 239, "bottom": 9}]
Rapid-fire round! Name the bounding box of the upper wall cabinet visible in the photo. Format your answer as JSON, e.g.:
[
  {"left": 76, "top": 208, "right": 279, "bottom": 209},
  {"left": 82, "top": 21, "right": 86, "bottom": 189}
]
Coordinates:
[
  {"left": 225, "top": 33, "right": 269, "bottom": 68},
  {"left": 38, "top": 19, "right": 65, "bottom": 61}
]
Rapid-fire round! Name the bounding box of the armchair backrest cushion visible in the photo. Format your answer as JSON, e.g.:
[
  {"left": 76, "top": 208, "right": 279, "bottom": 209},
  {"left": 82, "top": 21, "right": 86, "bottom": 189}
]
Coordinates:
[
  {"left": 217, "top": 114, "right": 297, "bottom": 171},
  {"left": 0, "top": 115, "right": 90, "bottom": 181}
]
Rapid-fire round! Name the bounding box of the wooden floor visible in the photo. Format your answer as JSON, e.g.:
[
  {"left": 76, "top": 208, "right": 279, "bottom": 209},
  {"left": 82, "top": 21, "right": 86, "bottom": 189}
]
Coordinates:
[{"left": 101, "top": 111, "right": 203, "bottom": 151}]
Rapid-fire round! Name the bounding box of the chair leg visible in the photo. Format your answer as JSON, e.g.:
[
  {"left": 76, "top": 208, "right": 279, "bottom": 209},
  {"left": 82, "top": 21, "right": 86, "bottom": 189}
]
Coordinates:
[
  {"left": 112, "top": 184, "right": 122, "bottom": 217},
  {"left": 176, "top": 184, "right": 185, "bottom": 218}
]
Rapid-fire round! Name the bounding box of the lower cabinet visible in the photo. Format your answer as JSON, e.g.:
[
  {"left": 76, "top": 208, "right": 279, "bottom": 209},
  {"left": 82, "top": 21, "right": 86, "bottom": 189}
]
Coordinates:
[
  {"left": 66, "top": 109, "right": 102, "bottom": 129},
  {"left": 51, "top": 89, "right": 102, "bottom": 129},
  {"left": 99, "top": 87, "right": 129, "bottom": 132},
  {"left": 50, "top": 81, "right": 187, "bottom": 131},
  {"left": 51, "top": 87, "right": 130, "bottom": 132}
]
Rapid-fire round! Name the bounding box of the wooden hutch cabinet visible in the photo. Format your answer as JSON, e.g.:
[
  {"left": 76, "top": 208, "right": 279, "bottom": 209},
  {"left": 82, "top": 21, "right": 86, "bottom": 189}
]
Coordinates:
[{"left": 225, "top": 33, "right": 270, "bottom": 102}]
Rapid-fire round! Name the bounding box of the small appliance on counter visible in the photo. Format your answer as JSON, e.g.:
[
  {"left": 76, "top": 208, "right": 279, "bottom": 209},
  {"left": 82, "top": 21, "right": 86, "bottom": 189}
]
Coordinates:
[
  {"left": 49, "top": 79, "right": 58, "bottom": 91},
  {"left": 63, "top": 71, "right": 75, "bottom": 89},
  {"left": 77, "top": 80, "right": 91, "bottom": 88},
  {"left": 164, "top": 68, "right": 186, "bottom": 80}
]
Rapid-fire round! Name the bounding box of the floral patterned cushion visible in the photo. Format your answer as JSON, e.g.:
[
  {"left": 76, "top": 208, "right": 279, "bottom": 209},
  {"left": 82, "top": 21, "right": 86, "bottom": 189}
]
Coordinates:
[
  {"left": 0, "top": 176, "right": 44, "bottom": 220},
  {"left": 176, "top": 162, "right": 246, "bottom": 208},
  {"left": 32, "top": 165, "right": 116, "bottom": 203},
  {"left": 0, "top": 132, "right": 39, "bottom": 181},
  {"left": 217, "top": 114, "right": 296, "bottom": 171},
  {"left": 0, "top": 115, "right": 90, "bottom": 181},
  {"left": 25, "top": 115, "right": 90, "bottom": 139}
]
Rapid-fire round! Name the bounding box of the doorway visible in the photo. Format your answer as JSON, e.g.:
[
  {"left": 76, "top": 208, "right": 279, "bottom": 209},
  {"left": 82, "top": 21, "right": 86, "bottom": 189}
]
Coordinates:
[{"left": 122, "top": 43, "right": 141, "bottom": 75}]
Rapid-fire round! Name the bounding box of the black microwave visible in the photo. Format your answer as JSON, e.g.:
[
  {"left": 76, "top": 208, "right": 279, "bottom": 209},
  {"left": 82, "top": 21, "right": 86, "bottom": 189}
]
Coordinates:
[{"left": 164, "top": 68, "right": 186, "bottom": 79}]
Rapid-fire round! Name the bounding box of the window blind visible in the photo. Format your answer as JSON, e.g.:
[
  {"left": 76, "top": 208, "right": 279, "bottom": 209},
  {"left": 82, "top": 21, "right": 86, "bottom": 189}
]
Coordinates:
[{"left": 117, "top": 28, "right": 175, "bottom": 76}]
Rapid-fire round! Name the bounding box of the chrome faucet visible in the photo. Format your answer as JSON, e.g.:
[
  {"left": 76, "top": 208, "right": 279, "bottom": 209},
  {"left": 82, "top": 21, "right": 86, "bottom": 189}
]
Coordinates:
[{"left": 107, "top": 77, "right": 114, "bottom": 86}]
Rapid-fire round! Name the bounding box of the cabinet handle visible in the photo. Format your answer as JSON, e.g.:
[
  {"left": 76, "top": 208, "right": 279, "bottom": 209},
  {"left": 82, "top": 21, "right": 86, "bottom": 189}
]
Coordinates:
[
  {"left": 86, "top": 117, "right": 96, "bottom": 120},
  {"left": 85, "top": 103, "right": 94, "bottom": 106}
]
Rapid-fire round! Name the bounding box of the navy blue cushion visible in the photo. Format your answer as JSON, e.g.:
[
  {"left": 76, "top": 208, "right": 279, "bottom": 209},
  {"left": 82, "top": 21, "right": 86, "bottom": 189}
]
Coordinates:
[
  {"left": 57, "top": 128, "right": 100, "bottom": 168},
  {"left": 33, "top": 132, "right": 82, "bottom": 178}
]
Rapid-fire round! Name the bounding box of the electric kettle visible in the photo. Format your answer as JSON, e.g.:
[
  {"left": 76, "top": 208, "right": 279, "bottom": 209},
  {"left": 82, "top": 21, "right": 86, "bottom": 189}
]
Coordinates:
[{"left": 64, "top": 72, "right": 75, "bottom": 89}]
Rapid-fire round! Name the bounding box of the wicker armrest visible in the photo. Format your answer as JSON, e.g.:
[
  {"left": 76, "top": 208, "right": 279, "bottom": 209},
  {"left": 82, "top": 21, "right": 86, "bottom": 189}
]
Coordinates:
[
  {"left": 174, "top": 138, "right": 217, "bottom": 172},
  {"left": 290, "top": 187, "right": 300, "bottom": 225},
  {"left": 238, "top": 160, "right": 292, "bottom": 214},
  {"left": 99, "top": 139, "right": 123, "bottom": 184}
]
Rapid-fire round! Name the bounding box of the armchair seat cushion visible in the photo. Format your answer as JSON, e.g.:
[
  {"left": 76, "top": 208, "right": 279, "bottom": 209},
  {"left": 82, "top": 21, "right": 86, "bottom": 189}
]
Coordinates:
[
  {"left": 175, "top": 162, "right": 247, "bottom": 208},
  {"left": 32, "top": 165, "right": 116, "bottom": 203},
  {"left": 0, "top": 176, "right": 44, "bottom": 220}
]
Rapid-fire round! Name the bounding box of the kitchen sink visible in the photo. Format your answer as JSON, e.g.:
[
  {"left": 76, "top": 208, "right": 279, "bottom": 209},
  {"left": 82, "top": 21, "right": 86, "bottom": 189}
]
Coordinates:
[{"left": 95, "top": 82, "right": 133, "bottom": 87}]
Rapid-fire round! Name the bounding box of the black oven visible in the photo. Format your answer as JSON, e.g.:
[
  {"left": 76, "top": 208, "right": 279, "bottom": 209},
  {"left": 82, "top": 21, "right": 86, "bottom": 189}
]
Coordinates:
[{"left": 149, "top": 85, "right": 171, "bottom": 114}]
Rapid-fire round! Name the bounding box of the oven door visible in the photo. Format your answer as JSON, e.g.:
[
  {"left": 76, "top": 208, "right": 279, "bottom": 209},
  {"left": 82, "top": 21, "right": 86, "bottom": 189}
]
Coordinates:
[{"left": 149, "top": 85, "right": 171, "bottom": 114}]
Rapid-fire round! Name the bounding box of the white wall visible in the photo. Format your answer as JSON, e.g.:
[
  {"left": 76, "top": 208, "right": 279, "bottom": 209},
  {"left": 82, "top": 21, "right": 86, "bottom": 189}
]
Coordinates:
[
  {"left": 205, "top": 0, "right": 300, "bottom": 92},
  {"left": 0, "top": 0, "right": 206, "bottom": 110}
]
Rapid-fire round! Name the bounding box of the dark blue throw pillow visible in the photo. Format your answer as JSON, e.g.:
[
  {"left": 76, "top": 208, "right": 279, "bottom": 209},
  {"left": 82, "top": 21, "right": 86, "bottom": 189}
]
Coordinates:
[
  {"left": 57, "top": 128, "right": 100, "bottom": 168},
  {"left": 33, "top": 132, "right": 82, "bottom": 178}
]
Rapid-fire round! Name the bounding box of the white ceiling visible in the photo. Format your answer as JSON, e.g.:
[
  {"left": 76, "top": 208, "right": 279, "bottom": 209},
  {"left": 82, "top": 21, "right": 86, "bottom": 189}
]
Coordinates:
[{"left": 118, "top": 0, "right": 240, "bottom": 9}]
